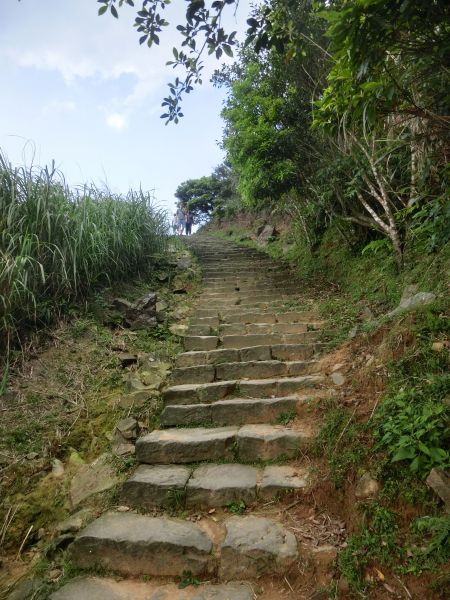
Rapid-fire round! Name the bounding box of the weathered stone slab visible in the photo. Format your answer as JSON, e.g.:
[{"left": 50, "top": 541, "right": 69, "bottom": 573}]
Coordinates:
[
  {"left": 236, "top": 425, "right": 305, "bottom": 461},
  {"left": 426, "top": 468, "right": 450, "bottom": 510},
  {"left": 219, "top": 516, "right": 298, "bottom": 579},
  {"left": 176, "top": 351, "right": 208, "bottom": 368},
  {"left": 136, "top": 427, "right": 238, "bottom": 464},
  {"left": 207, "top": 348, "right": 240, "bottom": 365},
  {"left": 169, "top": 365, "right": 215, "bottom": 385},
  {"left": 70, "top": 512, "right": 212, "bottom": 577},
  {"left": 239, "top": 345, "right": 272, "bottom": 362},
  {"left": 70, "top": 454, "right": 119, "bottom": 509},
  {"left": 186, "top": 464, "right": 257, "bottom": 508},
  {"left": 185, "top": 336, "right": 218, "bottom": 351},
  {"left": 212, "top": 397, "right": 299, "bottom": 426},
  {"left": 259, "top": 466, "right": 309, "bottom": 499},
  {"left": 163, "top": 381, "right": 237, "bottom": 406},
  {"left": 160, "top": 403, "right": 212, "bottom": 427},
  {"left": 286, "top": 361, "right": 317, "bottom": 376},
  {"left": 216, "top": 360, "right": 287, "bottom": 381},
  {"left": 121, "top": 465, "right": 191, "bottom": 509},
  {"left": 271, "top": 344, "right": 315, "bottom": 361}
]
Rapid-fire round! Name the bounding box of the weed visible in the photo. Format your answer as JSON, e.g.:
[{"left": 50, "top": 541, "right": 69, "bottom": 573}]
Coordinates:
[
  {"left": 402, "top": 515, "right": 450, "bottom": 575},
  {"left": 226, "top": 499, "right": 246, "bottom": 515},
  {"left": 178, "top": 570, "right": 200, "bottom": 589},
  {"left": 312, "top": 406, "right": 367, "bottom": 487},
  {"left": 338, "top": 503, "right": 400, "bottom": 591},
  {"left": 276, "top": 411, "right": 297, "bottom": 426},
  {"left": 166, "top": 488, "right": 187, "bottom": 512}
]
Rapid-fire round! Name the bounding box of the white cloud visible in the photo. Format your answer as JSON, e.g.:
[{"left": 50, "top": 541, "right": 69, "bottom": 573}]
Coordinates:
[{"left": 106, "top": 112, "right": 127, "bottom": 131}]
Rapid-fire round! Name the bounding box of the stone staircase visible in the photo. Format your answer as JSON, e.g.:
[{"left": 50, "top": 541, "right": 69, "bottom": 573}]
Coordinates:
[{"left": 52, "top": 234, "right": 328, "bottom": 600}]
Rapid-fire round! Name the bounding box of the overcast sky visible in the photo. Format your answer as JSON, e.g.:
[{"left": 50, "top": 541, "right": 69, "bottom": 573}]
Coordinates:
[{"left": 0, "top": 0, "right": 251, "bottom": 213}]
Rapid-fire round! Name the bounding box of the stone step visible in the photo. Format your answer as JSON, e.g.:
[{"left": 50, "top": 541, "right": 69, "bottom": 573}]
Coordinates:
[
  {"left": 135, "top": 424, "right": 313, "bottom": 464},
  {"left": 194, "top": 305, "right": 317, "bottom": 317},
  {"left": 169, "top": 359, "right": 318, "bottom": 385},
  {"left": 185, "top": 331, "right": 320, "bottom": 351},
  {"left": 51, "top": 578, "right": 253, "bottom": 600},
  {"left": 68, "top": 512, "right": 299, "bottom": 580},
  {"left": 163, "top": 374, "right": 323, "bottom": 405},
  {"left": 69, "top": 512, "right": 213, "bottom": 577},
  {"left": 220, "top": 331, "right": 320, "bottom": 348},
  {"left": 160, "top": 396, "right": 307, "bottom": 427},
  {"left": 175, "top": 343, "right": 323, "bottom": 368},
  {"left": 196, "top": 295, "right": 297, "bottom": 306},
  {"left": 122, "top": 463, "right": 309, "bottom": 510},
  {"left": 189, "top": 310, "right": 321, "bottom": 326},
  {"left": 187, "top": 322, "right": 316, "bottom": 336}
]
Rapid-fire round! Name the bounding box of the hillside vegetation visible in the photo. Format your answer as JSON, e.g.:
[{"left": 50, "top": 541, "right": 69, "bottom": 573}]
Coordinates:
[{"left": 0, "top": 152, "right": 169, "bottom": 376}]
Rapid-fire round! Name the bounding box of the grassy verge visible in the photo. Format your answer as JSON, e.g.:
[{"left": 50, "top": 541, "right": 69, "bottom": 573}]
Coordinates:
[{"left": 0, "top": 151, "right": 169, "bottom": 372}]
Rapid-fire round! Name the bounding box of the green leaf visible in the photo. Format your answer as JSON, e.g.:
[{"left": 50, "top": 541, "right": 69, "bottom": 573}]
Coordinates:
[
  {"left": 392, "top": 447, "right": 416, "bottom": 462},
  {"left": 98, "top": 5, "right": 108, "bottom": 16}
]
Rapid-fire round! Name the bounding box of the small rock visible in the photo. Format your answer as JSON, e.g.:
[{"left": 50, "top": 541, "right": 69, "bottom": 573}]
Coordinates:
[
  {"left": 426, "top": 468, "right": 450, "bottom": 511},
  {"left": 56, "top": 509, "right": 92, "bottom": 534},
  {"left": 348, "top": 325, "right": 358, "bottom": 339},
  {"left": 176, "top": 257, "right": 193, "bottom": 270},
  {"left": 330, "top": 372, "right": 345, "bottom": 386},
  {"left": 331, "top": 363, "right": 345, "bottom": 373},
  {"left": 355, "top": 472, "right": 380, "bottom": 499},
  {"left": 169, "top": 324, "right": 188, "bottom": 336},
  {"left": 117, "top": 353, "right": 138, "bottom": 367},
  {"left": 432, "top": 341, "right": 449, "bottom": 352},
  {"left": 26, "top": 452, "right": 39, "bottom": 460},
  {"left": 116, "top": 505, "right": 130, "bottom": 512},
  {"left": 386, "top": 290, "right": 436, "bottom": 318},
  {"left": 116, "top": 417, "right": 139, "bottom": 440},
  {"left": 69, "top": 454, "right": 119, "bottom": 509},
  {"left": 257, "top": 224, "right": 277, "bottom": 246},
  {"left": 156, "top": 272, "right": 169, "bottom": 282},
  {"left": 51, "top": 459, "right": 65, "bottom": 479},
  {"left": 338, "top": 576, "right": 350, "bottom": 593},
  {"left": 47, "top": 568, "right": 62, "bottom": 582}
]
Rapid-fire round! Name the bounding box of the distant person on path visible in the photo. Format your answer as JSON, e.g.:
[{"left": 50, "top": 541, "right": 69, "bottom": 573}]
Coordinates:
[
  {"left": 171, "top": 212, "right": 178, "bottom": 235},
  {"left": 175, "top": 206, "right": 185, "bottom": 235},
  {"left": 185, "top": 210, "right": 193, "bottom": 235}
]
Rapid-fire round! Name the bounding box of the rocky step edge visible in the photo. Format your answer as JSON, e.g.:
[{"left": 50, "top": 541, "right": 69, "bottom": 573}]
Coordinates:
[
  {"left": 168, "top": 359, "right": 319, "bottom": 386},
  {"left": 175, "top": 343, "right": 325, "bottom": 368},
  {"left": 159, "top": 395, "right": 316, "bottom": 427},
  {"left": 51, "top": 577, "right": 254, "bottom": 600},
  {"left": 162, "top": 374, "right": 324, "bottom": 406},
  {"left": 64, "top": 511, "right": 299, "bottom": 580},
  {"left": 184, "top": 331, "right": 320, "bottom": 352},
  {"left": 135, "top": 423, "right": 315, "bottom": 464},
  {"left": 122, "top": 462, "right": 309, "bottom": 510}
]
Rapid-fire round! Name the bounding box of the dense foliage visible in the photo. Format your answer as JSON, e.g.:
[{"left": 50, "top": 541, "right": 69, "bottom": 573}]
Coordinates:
[
  {"left": 0, "top": 152, "right": 169, "bottom": 365},
  {"left": 213, "top": 0, "right": 449, "bottom": 266}
]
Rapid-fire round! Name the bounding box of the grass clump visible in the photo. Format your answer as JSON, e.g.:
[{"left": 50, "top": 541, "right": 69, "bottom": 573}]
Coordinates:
[{"left": 0, "top": 151, "right": 169, "bottom": 365}]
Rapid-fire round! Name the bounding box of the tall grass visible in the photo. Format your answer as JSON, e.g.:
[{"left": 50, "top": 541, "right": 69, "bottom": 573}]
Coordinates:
[{"left": 0, "top": 151, "right": 169, "bottom": 364}]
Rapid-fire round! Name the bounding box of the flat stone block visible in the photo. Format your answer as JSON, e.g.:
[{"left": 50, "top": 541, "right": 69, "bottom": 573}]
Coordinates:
[
  {"left": 239, "top": 345, "right": 272, "bottom": 362},
  {"left": 271, "top": 344, "right": 314, "bottom": 361},
  {"left": 185, "top": 336, "right": 218, "bottom": 351},
  {"left": 216, "top": 360, "right": 287, "bottom": 381},
  {"left": 70, "top": 512, "right": 212, "bottom": 577},
  {"left": 219, "top": 516, "right": 298, "bottom": 579},
  {"left": 206, "top": 348, "right": 240, "bottom": 365},
  {"left": 50, "top": 578, "right": 253, "bottom": 600},
  {"left": 169, "top": 365, "right": 215, "bottom": 385},
  {"left": 122, "top": 465, "right": 191, "bottom": 509},
  {"left": 176, "top": 351, "right": 208, "bottom": 368},
  {"left": 238, "top": 378, "right": 278, "bottom": 397},
  {"left": 163, "top": 383, "right": 199, "bottom": 405},
  {"left": 160, "top": 403, "right": 212, "bottom": 427},
  {"left": 136, "top": 427, "right": 238, "bottom": 464},
  {"left": 276, "top": 375, "right": 323, "bottom": 395},
  {"left": 237, "top": 425, "right": 304, "bottom": 461},
  {"left": 186, "top": 464, "right": 258, "bottom": 508},
  {"left": 259, "top": 466, "right": 309, "bottom": 499},
  {"left": 212, "top": 397, "right": 299, "bottom": 426}
]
